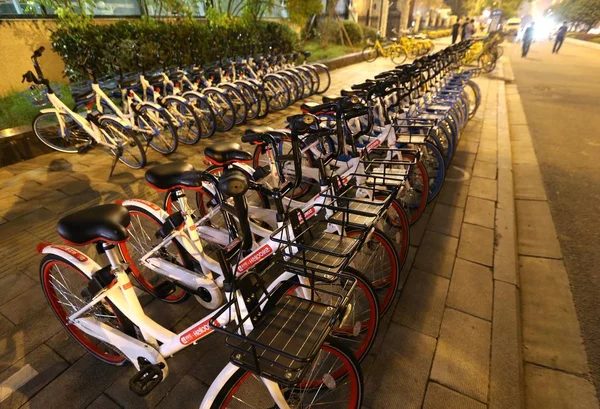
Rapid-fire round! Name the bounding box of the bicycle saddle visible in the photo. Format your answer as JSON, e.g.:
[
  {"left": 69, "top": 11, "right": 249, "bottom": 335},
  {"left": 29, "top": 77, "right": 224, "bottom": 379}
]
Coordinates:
[
  {"left": 300, "top": 101, "right": 334, "bottom": 115},
  {"left": 57, "top": 204, "right": 130, "bottom": 245},
  {"left": 321, "top": 95, "right": 343, "bottom": 103},
  {"left": 145, "top": 162, "right": 203, "bottom": 190},
  {"left": 204, "top": 142, "right": 252, "bottom": 165},
  {"left": 340, "top": 88, "right": 366, "bottom": 97}
]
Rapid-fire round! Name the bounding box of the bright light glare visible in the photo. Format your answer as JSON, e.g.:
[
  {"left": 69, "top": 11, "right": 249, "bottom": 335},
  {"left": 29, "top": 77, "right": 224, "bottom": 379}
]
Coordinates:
[
  {"left": 482, "top": 9, "right": 491, "bottom": 18},
  {"left": 534, "top": 17, "right": 555, "bottom": 41}
]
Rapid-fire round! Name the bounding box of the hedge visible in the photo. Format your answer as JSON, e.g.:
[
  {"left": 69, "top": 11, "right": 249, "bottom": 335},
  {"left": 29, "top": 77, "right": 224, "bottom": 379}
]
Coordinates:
[
  {"left": 51, "top": 19, "right": 299, "bottom": 82},
  {"left": 420, "top": 28, "right": 452, "bottom": 39}
]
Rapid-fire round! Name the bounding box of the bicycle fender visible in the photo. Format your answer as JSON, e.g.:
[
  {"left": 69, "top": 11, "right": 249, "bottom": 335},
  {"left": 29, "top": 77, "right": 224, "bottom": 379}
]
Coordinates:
[
  {"left": 138, "top": 101, "right": 164, "bottom": 111},
  {"left": 202, "top": 86, "right": 227, "bottom": 94},
  {"left": 162, "top": 95, "right": 187, "bottom": 104},
  {"left": 264, "top": 73, "right": 285, "bottom": 81},
  {"left": 39, "top": 108, "right": 58, "bottom": 114},
  {"left": 234, "top": 79, "right": 254, "bottom": 87},
  {"left": 181, "top": 90, "right": 204, "bottom": 99},
  {"left": 97, "top": 114, "right": 132, "bottom": 129},
  {"left": 117, "top": 199, "right": 169, "bottom": 223},
  {"left": 310, "top": 63, "right": 328, "bottom": 70},
  {"left": 37, "top": 243, "right": 102, "bottom": 279}
]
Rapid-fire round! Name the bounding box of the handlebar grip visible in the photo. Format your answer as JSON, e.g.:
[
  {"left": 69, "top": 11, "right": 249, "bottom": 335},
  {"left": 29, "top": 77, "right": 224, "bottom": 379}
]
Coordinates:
[
  {"left": 241, "top": 133, "right": 261, "bottom": 144},
  {"left": 33, "top": 46, "right": 45, "bottom": 58}
]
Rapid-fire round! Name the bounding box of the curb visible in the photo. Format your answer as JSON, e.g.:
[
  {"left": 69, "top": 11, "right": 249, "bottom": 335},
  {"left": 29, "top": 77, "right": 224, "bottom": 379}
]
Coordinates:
[
  {"left": 489, "top": 58, "right": 524, "bottom": 409},
  {"left": 565, "top": 37, "right": 600, "bottom": 51}
]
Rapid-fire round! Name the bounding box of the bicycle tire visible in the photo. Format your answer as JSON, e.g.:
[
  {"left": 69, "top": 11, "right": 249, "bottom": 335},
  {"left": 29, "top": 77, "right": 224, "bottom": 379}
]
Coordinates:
[
  {"left": 348, "top": 227, "right": 401, "bottom": 316},
  {"left": 136, "top": 104, "right": 178, "bottom": 155},
  {"left": 390, "top": 47, "right": 408, "bottom": 65},
  {"left": 32, "top": 111, "right": 92, "bottom": 154},
  {"left": 263, "top": 75, "right": 291, "bottom": 111},
  {"left": 208, "top": 339, "right": 363, "bottom": 409},
  {"left": 236, "top": 82, "right": 260, "bottom": 121},
  {"left": 221, "top": 84, "right": 248, "bottom": 125},
  {"left": 162, "top": 97, "right": 202, "bottom": 145},
  {"left": 98, "top": 117, "right": 146, "bottom": 169},
  {"left": 421, "top": 141, "right": 446, "bottom": 202},
  {"left": 40, "top": 254, "right": 136, "bottom": 365},
  {"left": 312, "top": 64, "right": 331, "bottom": 94},
  {"left": 362, "top": 45, "right": 378, "bottom": 62},
  {"left": 204, "top": 89, "right": 236, "bottom": 132},
  {"left": 120, "top": 204, "right": 191, "bottom": 304},
  {"left": 185, "top": 93, "right": 217, "bottom": 139},
  {"left": 302, "top": 65, "right": 321, "bottom": 95}
]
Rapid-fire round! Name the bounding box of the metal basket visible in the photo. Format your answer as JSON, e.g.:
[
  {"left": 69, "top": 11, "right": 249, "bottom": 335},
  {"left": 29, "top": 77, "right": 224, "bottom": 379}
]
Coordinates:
[
  {"left": 209, "top": 267, "right": 356, "bottom": 386},
  {"left": 22, "top": 83, "right": 63, "bottom": 108}
]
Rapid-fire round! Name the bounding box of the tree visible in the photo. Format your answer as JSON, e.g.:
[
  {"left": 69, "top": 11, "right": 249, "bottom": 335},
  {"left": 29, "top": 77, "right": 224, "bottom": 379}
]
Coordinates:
[
  {"left": 286, "top": 0, "right": 323, "bottom": 25},
  {"left": 553, "top": 0, "right": 600, "bottom": 28}
]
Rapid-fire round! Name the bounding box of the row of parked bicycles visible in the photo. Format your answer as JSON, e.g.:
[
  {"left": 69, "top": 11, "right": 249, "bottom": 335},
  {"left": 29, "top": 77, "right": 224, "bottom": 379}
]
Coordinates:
[
  {"left": 23, "top": 48, "right": 330, "bottom": 175},
  {"left": 36, "top": 40, "right": 481, "bottom": 408}
]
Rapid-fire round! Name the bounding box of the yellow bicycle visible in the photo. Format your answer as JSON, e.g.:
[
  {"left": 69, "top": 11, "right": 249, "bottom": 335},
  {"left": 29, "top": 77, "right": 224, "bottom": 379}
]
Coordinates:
[{"left": 362, "top": 38, "right": 407, "bottom": 64}]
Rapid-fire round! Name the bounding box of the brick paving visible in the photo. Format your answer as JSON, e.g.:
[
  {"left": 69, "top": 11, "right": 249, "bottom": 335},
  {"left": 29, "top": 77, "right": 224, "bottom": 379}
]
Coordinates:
[{"left": 0, "top": 58, "right": 510, "bottom": 409}]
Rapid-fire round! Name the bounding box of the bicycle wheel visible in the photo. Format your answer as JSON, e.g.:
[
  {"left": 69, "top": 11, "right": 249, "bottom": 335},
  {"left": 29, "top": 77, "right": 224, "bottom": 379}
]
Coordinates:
[
  {"left": 204, "top": 89, "right": 236, "bottom": 132},
  {"left": 390, "top": 47, "right": 408, "bottom": 65},
  {"left": 237, "top": 82, "right": 260, "bottom": 121},
  {"left": 280, "top": 71, "right": 302, "bottom": 103},
  {"left": 464, "top": 80, "right": 481, "bottom": 119},
  {"left": 479, "top": 51, "right": 496, "bottom": 73},
  {"left": 98, "top": 117, "right": 146, "bottom": 169},
  {"left": 374, "top": 198, "right": 410, "bottom": 275},
  {"left": 185, "top": 94, "right": 217, "bottom": 139},
  {"left": 303, "top": 65, "right": 321, "bottom": 95},
  {"left": 295, "top": 67, "right": 314, "bottom": 98},
  {"left": 253, "top": 83, "right": 270, "bottom": 119},
  {"left": 362, "top": 45, "right": 378, "bottom": 62},
  {"left": 136, "top": 105, "right": 178, "bottom": 154},
  {"left": 312, "top": 64, "right": 331, "bottom": 94},
  {"left": 263, "top": 75, "right": 291, "bottom": 111},
  {"left": 397, "top": 153, "right": 429, "bottom": 225},
  {"left": 421, "top": 142, "right": 446, "bottom": 202},
  {"left": 347, "top": 227, "right": 401, "bottom": 316},
  {"left": 40, "top": 254, "right": 136, "bottom": 365},
  {"left": 119, "top": 205, "right": 190, "bottom": 304},
  {"left": 33, "top": 112, "right": 93, "bottom": 153},
  {"left": 209, "top": 339, "right": 362, "bottom": 409},
  {"left": 221, "top": 84, "right": 248, "bottom": 125},
  {"left": 163, "top": 97, "right": 202, "bottom": 145}
]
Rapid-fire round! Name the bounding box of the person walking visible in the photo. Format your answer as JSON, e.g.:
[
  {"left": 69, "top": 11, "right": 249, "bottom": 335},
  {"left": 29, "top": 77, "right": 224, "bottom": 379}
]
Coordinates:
[
  {"left": 464, "top": 19, "right": 475, "bottom": 40},
  {"left": 461, "top": 18, "right": 469, "bottom": 41},
  {"left": 522, "top": 22, "right": 535, "bottom": 57},
  {"left": 452, "top": 19, "right": 461, "bottom": 44},
  {"left": 553, "top": 22, "right": 568, "bottom": 53}
]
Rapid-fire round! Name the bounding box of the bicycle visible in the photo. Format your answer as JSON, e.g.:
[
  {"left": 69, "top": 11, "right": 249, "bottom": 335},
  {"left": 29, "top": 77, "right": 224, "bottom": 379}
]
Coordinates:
[
  {"left": 362, "top": 37, "right": 408, "bottom": 65},
  {"left": 23, "top": 47, "right": 146, "bottom": 175}
]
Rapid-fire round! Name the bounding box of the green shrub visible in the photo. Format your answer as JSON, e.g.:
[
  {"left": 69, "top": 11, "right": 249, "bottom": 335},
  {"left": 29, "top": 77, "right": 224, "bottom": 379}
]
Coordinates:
[
  {"left": 51, "top": 19, "right": 299, "bottom": 81},
  {"left": 362, "top": 25, "right": 378, "bottom": 42},
  {"left": 421, "top": 28, "right": 451, "bottom": 39},
  {"left": 317, "top": 19, "right": 342, "bottom": 46},
  {"left": 341, "top": 20, "right": 363, "bottom": 44}
]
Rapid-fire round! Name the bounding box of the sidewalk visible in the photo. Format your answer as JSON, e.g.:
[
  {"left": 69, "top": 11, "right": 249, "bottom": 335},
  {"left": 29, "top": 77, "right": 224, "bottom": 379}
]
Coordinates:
[
  {"left": 0, "top": 59, "right": 524, "bottom": 408},
  {"left": 361, "top": 71, "right": 522, "bottom": 409}
]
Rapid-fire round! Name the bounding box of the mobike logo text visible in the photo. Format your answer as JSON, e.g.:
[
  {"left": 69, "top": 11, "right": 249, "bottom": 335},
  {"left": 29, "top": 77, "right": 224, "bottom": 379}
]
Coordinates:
[
  {"left": 54, "top": 245, "right": 88, "bottom": 262},
  {"left": 237, "top": 245, "right": 273, "bottom": 274},
  {"left": 366, "top": 139, "right": 381, "bottom": 152},
  {"left": 131, "top": 199, "right": 161, "bottom": 211},
  {"left": 299, "top": 207, "right": 317, "bottom": 224},
  {"left": 180, "top": 319, "right": 219, "bottom": 345}
]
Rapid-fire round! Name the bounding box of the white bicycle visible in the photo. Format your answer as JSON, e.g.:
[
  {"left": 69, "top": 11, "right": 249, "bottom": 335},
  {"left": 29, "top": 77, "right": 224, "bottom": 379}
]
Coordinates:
[
  {"left": 38, "top": 163, "right": 365, "bottom": 408},
  {"left": 24, "top": 47, "right": 146, "bottom": 174}
]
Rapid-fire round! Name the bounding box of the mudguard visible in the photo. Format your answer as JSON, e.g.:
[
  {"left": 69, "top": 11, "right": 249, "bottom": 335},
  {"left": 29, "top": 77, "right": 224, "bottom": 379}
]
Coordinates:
[
  {"left": 40, "top": 108, "right": 58, "bottom": 114},
  {"left": 137, "top": 101, "right": 165, "bottom": 111},
  {"left": 118, "top": 198, "right": 170, "bottom": 223},
  {"left": 98, "top": 114, "right": 132, "bottom": 129},
  {"left": 37, "top": 243, "right": 102, "bottom": 279},
  {"left": 162, "top": 95, "right": 187, "bottom": 104}
]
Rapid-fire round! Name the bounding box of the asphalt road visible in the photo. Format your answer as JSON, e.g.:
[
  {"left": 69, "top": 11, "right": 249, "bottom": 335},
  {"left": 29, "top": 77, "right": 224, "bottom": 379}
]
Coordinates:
[{"left": 508, "top": 39, "right": 600, "bottom": 392}]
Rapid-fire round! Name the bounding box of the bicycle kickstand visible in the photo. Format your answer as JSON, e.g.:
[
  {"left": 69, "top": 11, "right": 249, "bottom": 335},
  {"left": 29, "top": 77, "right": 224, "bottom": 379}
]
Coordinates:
[{"left": 108, "top": 153, "right": 120, "bottom": 179}]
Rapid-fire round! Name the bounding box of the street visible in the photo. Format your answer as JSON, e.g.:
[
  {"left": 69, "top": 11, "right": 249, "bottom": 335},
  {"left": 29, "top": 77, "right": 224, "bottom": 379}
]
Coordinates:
[{"left": 508, "top": 39, "right": 600, "bottom": 394}]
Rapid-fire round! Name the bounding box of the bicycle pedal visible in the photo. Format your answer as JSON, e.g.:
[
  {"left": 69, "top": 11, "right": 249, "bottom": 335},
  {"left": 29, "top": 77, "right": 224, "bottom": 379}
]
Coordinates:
[
  {"left": 153, "top": 281, "right": 177, "bottom": 299},
  {"left": 129, "top": 362, "right": 165, "bottom": 396}
]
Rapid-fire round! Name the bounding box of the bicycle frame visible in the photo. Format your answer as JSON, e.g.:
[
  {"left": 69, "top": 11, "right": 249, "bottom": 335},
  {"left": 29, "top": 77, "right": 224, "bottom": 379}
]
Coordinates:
[{"left": 44, "top": 92, "right": 124, "bottom": 151}]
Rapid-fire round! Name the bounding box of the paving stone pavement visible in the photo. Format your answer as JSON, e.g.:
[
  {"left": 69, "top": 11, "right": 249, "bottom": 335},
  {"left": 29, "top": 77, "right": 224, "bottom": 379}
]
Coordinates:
[{"left": 0, "top": 60, "right": 522, "bottom": 409}]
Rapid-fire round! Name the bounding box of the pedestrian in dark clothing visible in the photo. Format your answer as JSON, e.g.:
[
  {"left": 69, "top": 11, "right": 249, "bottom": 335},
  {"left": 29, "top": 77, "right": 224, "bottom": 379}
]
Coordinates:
[
  {"left": 553, "top": 22, "right": 568, "bottom": 53},
  {"left": 461, "top": 19, "right": 469, "bottom": 41},
  {"left": 522, "top": 22, "right": 535, "bottom": 57},
  {"left": 452, "top": 20, "right": 460, "bottom": 44}
]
